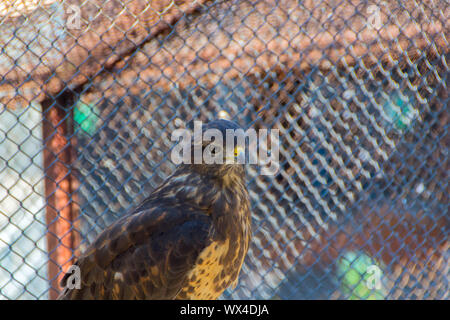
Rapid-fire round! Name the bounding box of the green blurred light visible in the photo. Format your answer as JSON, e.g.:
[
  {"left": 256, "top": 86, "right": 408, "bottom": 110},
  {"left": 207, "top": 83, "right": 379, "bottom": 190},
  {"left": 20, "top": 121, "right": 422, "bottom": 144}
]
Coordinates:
[
  {"left": 337, "top": 251, "right": 386, "bottom": 300},
  {"left": 383, "top": 92, "right": 418, "bottom": 132},
  {"left": 74, "top": 102, "right": 99, "bottom": 135}
]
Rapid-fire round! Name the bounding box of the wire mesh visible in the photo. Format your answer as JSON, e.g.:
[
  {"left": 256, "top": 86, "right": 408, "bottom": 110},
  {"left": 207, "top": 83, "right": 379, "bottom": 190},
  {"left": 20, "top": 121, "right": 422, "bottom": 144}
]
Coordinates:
[{"left": 0, "top": 0, "right": 448, "bottom": 299}]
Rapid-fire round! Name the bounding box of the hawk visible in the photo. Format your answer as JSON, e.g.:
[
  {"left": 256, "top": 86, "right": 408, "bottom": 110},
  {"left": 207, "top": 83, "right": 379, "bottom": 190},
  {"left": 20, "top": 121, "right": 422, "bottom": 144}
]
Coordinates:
[{"left": 59, "top": 119, "right": 251, "bottom": 299}]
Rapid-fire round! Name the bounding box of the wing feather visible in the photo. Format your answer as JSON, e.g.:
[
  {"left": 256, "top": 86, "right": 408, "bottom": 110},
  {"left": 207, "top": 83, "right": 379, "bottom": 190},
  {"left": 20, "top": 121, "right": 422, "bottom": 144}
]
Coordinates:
[{"left": 59, "top": 206, "right": 215, "bottom": 299}]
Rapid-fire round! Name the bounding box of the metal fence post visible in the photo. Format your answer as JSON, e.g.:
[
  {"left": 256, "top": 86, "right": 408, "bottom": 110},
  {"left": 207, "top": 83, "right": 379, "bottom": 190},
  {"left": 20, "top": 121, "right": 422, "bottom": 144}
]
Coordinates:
[{"left": 42, "top": 93, "right": 79, "bottom": 299}]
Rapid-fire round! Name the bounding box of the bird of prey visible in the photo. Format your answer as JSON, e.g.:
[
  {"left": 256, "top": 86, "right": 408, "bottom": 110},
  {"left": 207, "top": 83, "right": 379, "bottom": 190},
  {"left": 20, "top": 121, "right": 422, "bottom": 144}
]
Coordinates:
[{"left": 59, "top": 119, "right": 251, "bottom": 300}]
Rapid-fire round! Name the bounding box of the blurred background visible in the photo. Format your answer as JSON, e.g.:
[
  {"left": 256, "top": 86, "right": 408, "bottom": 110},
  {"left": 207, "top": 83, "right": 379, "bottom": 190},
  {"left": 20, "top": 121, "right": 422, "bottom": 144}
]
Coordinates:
[{"left": 0, "top": 0, "right": 448, "bottom": 300}]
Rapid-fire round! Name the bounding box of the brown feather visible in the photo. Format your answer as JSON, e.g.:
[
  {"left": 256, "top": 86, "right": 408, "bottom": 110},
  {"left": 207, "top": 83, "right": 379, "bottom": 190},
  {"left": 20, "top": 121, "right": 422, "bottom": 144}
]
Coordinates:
[{"left": 58, "top": 120, "right": 251, "bottom": 300}]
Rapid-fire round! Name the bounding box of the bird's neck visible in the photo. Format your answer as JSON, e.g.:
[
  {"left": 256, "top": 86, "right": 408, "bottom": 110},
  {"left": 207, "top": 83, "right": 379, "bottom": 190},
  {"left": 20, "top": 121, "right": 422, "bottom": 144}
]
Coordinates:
[
  {"left": 148, "top": 167, "right": 220, "bottom": 208},
  {"left": 144, "top": 166, "right": 250, "bottom": 244}
]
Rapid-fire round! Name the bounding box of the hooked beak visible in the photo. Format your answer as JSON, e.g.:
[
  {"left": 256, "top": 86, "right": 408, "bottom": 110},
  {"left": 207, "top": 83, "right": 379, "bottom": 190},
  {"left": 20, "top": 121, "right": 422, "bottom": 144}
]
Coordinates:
[{"left": 225, "top": 146, "right": 245, "bottom": 164}]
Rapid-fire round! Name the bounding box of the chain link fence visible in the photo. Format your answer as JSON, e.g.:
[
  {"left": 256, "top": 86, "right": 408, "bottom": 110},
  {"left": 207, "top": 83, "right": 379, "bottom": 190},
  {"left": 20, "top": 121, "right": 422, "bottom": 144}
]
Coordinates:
[{"left": 0, "top": 0, "right": 448, "bottom": 300}]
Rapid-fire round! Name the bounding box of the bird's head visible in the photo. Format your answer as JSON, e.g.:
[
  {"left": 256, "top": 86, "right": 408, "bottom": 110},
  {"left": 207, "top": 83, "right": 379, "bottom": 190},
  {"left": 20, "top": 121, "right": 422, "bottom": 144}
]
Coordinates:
[{"left": 188, "top": 119, "right": 246, "bottom": 182}]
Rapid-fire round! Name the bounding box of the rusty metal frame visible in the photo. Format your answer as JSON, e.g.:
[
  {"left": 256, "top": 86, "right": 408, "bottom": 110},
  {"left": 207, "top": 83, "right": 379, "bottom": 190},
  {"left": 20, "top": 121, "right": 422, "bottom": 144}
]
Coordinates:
[{"left": 42, "top": 92, "right": 79, "bottom": 299}]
